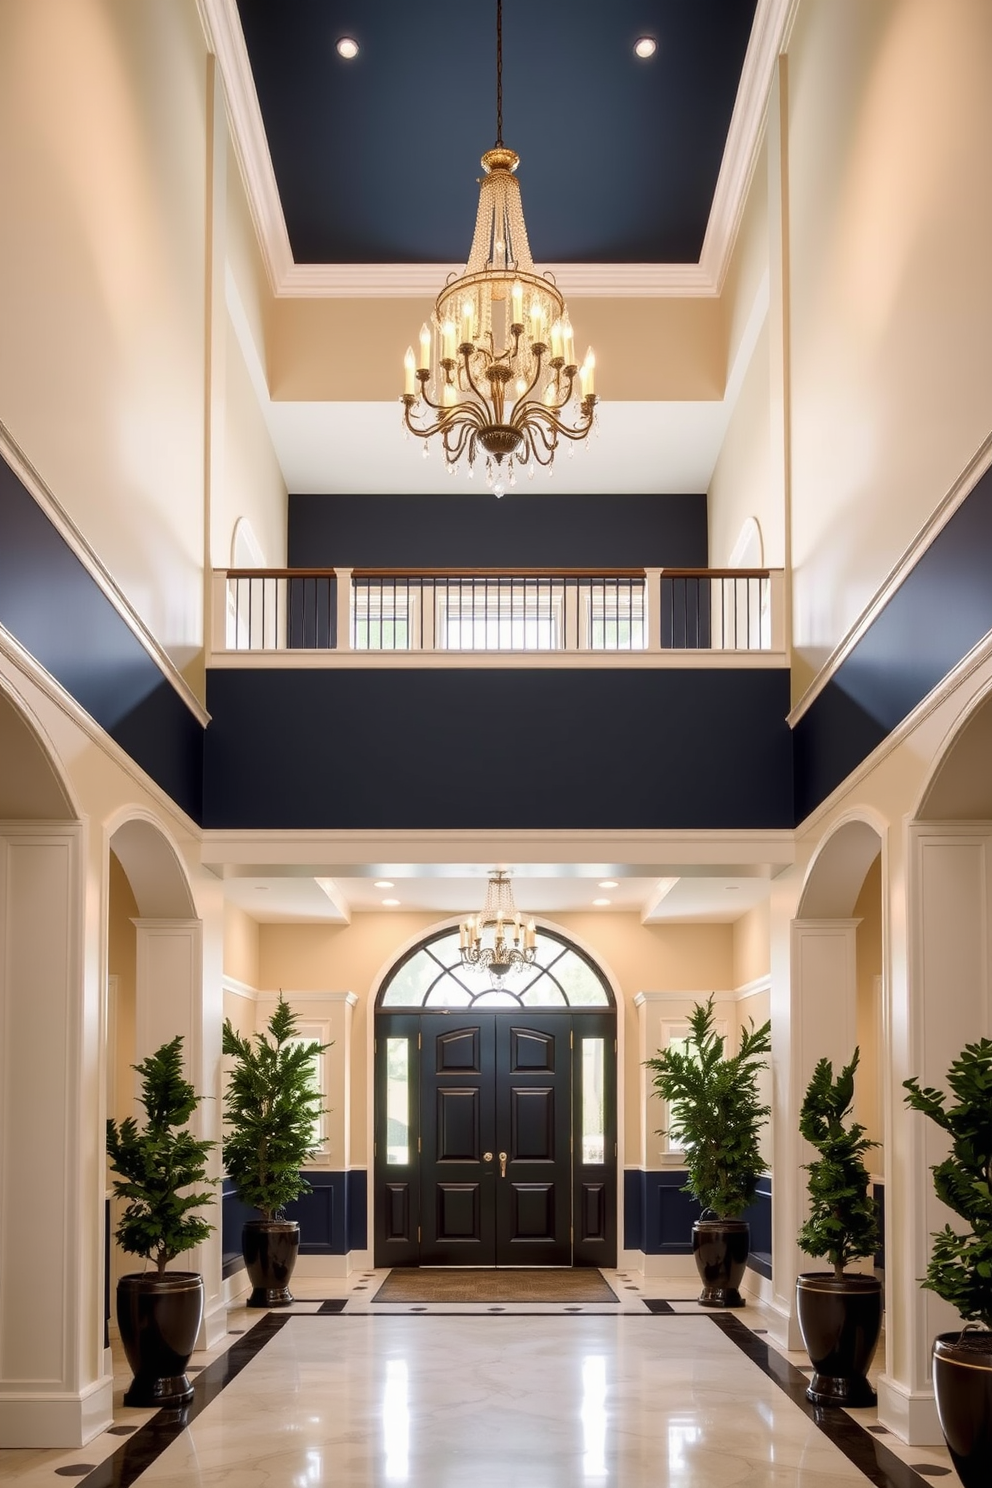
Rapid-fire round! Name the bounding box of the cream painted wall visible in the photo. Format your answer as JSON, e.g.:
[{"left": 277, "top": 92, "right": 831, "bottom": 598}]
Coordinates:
[
  {"left": 224, "top": 138, "right": 271, "bottom": 381},
  {"left": 107, "top": 849, "right": 138, "bottom": 1126},
  {"left": 218, "top": 317, "right": 287, "bottom": 568},
  {"left": 722, "top": 137, "right": 769, "bottom": 379},
  {"left": 223, "top": 901, "right": 260, "bottom": 989},
  {"left": 268, "top": 295, "right": 728, "bottom": 403},
  {"left": 708, "top": 322, "right": 775, "bottom": 566},
  {"left": 854, "top": 852, "right": 883, "bottom": 1152},
  {"left": 786, "top": 0, "right": 992, "bottom": 677},
  {"left": 0, "top": 0, "right": 210, "bottom": 683},
  {"left": 258, "top": 911, "right": 735, "bottom": 1173},
  {"left": 732, "top": 902, "right": 771, "bottom": 989}
]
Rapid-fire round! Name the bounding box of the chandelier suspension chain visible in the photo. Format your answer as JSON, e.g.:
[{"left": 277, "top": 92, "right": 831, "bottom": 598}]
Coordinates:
[
  {"left": 399, "top": 0, "right": 597, "bottom": 491},
  {"left": 495, "top": 0, "right": 503, "bottom": 146}
]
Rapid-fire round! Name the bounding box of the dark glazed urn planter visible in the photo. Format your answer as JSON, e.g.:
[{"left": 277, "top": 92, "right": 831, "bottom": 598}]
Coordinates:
[
  {"left": 692, "top": 1219, "right": 749, "bottom": 1307},
  {"left": 243, "top": 1219, "right": 300, "bottom": 1307},
  {"left": 117, "top": 1271, "right": 203, "bottom": 1408},
  {"left": 795, "top": 1272, "right": 882, "bottom": 1406},
  {"left": 933, "top": 1331, "right": 992, "bottom": 1488}
]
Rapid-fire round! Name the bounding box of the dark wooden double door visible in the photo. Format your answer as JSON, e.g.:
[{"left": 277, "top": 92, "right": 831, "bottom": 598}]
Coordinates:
[{"left": 374, "top": 1011, "right": 616, "bottom": 1267}]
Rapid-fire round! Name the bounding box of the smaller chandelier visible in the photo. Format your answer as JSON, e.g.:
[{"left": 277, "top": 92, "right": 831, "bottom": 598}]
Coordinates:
[
  {"left": 460, "top": 871, "right": 537, "bottom": 982},
  {"left": 401, "top": 0, "right": 597, "bottom": 495}
]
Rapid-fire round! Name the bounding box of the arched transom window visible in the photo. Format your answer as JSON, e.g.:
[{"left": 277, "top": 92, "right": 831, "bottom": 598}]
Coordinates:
[{"left": 378, "top": 927, "right": 613, "bottom": 1009}]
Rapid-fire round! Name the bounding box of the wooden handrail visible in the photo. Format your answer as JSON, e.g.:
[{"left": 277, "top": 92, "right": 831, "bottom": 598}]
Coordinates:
[
  {"left": 351, "top": 567, "right": 647, "bottom": 579},
  {"left": 659, "top": 568, "right": 770, "bottom": 579},
  {"left": 226, "top": 568, "right": 337, "bottom": 579}
]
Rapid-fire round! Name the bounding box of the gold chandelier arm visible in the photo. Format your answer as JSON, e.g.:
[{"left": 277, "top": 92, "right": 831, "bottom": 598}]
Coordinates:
[
  {"left": 459, "top": 346, "right": 496, "bottom": 409},
  {"left": 441, "top": 418, "right": 478, "bottom": 464},
  {"left": 508, "top": 345, "right": 546, "bottom": 421}
]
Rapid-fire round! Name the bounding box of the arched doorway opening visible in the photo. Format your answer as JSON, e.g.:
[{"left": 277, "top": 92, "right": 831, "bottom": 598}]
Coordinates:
[
  {"left": 373, "top": 924, "right": 617, "bottom": 1268},
  {"left": 773, "top": 816, "right": 885, "bottom": 1353}
]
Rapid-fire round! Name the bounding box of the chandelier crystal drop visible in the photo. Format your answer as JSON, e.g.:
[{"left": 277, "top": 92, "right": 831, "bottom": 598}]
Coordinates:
[
  {"left": 459, "top": 871, "right": 537, "bottom": 984},
  {"left": 401, "top": 0, "right": 597, "bottom": 485}
]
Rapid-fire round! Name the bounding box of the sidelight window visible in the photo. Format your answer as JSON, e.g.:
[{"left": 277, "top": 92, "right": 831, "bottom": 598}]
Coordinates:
[
  {"left": 385, "top": 1037, "right": 411, "bottom": 1165},
  {"left": 378, "top": 928, "right": 612, "bottom": 1009}
]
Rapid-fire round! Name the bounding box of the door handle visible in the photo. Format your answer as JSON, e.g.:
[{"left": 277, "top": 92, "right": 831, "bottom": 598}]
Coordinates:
[
  {"left": 483, "top": 1152, "right": 493, "bottom": 1163},
  {"left": 499, "top": 1151, "right": 507, "bottom": 1178}
]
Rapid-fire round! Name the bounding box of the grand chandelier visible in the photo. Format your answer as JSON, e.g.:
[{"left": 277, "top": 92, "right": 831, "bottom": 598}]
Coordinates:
[
  {"left": 401, "top": 0, "right": 597, "bottom": 497},
  {"left": 460, "top": 871, "right": 537, "bottom": 982}
]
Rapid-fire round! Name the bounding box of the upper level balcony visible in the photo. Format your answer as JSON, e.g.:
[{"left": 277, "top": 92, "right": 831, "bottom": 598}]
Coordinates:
[{"left": 209, "top": 566, "right": 786, "bottom": 669}]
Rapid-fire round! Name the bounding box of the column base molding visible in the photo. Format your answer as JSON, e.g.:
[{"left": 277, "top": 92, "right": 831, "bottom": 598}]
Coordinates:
[
  {"left": 197, "top": 1295, "right": 231, "bottom": 1351},
  {"left": 0, "top": 1374, "right": 113, "bottom": 1448},
  {"left": 877, "top": 1373, "right": 943, "bottom": 1445}
]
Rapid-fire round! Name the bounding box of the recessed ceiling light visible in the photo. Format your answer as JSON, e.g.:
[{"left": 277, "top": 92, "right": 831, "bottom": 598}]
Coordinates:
[
  {"left": 593, "top": 897, "right": 611, "bottom": 907},
  {"left": 634, "top": 37, "right": 657, "bottom": 59},
  {"left": 336, "top": 37, "right": 359, "bottom": 60},
  {"left": 374, "top": 880, "right": 394, "bottom": 889},
  {"left": 598, "top": 880, "right": 619, "bottom": 889},
  {"left": 382, "top": 898, "right": 400, "bottom": 907}
]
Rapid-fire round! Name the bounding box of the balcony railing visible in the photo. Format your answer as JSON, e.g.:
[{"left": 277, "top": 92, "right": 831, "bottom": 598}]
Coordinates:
[{"left": 212, "top": 567, "right": 784, "bottom": 663}]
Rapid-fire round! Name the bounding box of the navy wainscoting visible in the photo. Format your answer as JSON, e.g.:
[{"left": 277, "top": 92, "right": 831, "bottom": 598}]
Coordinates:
[
  {"left": 222, "top": 1172, "right": 368, "bottom": 1274},
  {"left": 0, "top": 450, "right": 204, "bottom": 820},
  {"left": 794, "top": 462, "right": 992, "bottom": 821},
  {"left": 625, "top": 1169, "right": 772, "bottom": 1278}
]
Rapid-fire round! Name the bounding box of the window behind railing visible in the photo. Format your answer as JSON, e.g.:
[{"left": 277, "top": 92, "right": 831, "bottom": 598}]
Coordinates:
[
  {"left": 220, "top": 567, "right": 775, "bottom": 654},
  {"left": 350, "top": 571, "right": 645, "bottom": 652}
]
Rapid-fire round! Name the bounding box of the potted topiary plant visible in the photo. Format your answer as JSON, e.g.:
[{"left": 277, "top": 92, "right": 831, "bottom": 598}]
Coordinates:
[
  {"left": 646, "top": 996, "right": 771, "bottom": 1307},
  {"left": 904, "top": 1037, "right": 992, "bottom": 1488},
  {"left": 795, "top": 1048, "right": 882, "bottom": 1406},
  {"left": 222, "top": 996, "right": 329, "bottom": 1307},
  {"left": 106, "top": 1036, "right": 216, "bottom": 1407}
]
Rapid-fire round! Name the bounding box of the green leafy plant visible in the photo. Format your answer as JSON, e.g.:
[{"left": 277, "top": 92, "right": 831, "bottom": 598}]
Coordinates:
[
  {"left": 106, "top": 1036, "right": 216, "bottom": 1275},
  {"left": 646, "top": 996, "right": 771, "bottom": 1219},
  {"left": 798, "top": 1048, "right": 879, "bottom": 1279},
  {"left": 904, "top": 1037, "right": 992, "bottom": 1329},
  {"left": 222, "top": 996, "right": 330, "bottom": 1221}
]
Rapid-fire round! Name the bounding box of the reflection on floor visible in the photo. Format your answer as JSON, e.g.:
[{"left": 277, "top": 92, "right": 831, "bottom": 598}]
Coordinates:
[{"left": 0, "top": 1273, "right": 957, "bottom": 1487}]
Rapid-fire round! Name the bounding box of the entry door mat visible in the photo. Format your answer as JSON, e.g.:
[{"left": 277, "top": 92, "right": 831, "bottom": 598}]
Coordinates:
[{"left": 372, "top": 1268, "right": 620, "bottom": 1304}]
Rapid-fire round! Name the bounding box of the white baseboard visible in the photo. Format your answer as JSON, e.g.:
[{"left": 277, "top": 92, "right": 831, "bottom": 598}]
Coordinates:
[
  {"left": 293, "top": 1253, "right": 358, "bottom": 1280},
  {"left": 877, "top": 1374, "right": 943, "bottom": 1446},
  {"left": 198, "top": 1295, "right": 231, "bottom": 1350},
  {"left": 639, "top": 1254, "right": 698, "bottom": 1279},
  {"left": 0, "top": 1374, "right": 114, "bottom": 1448}
]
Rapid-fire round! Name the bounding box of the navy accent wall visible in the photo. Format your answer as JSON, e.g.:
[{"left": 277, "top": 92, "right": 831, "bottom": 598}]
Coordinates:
[
  {"left": 204, "top": 666, "right": 793, "bottom": 830},
  {"left": 795, "top": 465, "right": 992, "bottom": 821},
  {"left": 0, "top": 453, "right": 203, "bottom": 820},
  {"left": 287, "top": 493, "right": 708, "bottom": 570}
]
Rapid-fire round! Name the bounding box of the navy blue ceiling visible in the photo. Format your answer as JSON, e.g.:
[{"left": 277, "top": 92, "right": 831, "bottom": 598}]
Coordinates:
[{"left": 236, "top": 0, "right": 758, "bottom": 265}]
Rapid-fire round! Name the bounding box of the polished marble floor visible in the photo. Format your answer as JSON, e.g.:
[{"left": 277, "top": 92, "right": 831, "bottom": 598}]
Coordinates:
[{"left": 0, "top": 1273, "right": 957, "bottom": 1487}]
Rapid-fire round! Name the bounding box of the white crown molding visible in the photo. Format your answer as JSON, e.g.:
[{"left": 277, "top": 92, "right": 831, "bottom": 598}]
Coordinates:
[
  {"left": 699, "top": 0, "right": 797, "bottom": 294},
  {"left": 204, "top": 0, "right": 792, "bottom": 301},
  {"left": 0, "top": 423, "right": 210, "bottom": 728},
  {"left": 789, "top": 430, "right": 992, "bottom": 730}
]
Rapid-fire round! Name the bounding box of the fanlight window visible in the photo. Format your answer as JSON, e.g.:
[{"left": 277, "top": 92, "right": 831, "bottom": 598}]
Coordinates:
[{"left": 379, "top": 928, "right": 611, "bottom": 1009}]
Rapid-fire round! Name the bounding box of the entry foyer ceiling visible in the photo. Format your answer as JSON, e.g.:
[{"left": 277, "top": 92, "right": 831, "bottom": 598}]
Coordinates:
[{"left": 212, "top": 0, "right": 781, "bottom": 496}]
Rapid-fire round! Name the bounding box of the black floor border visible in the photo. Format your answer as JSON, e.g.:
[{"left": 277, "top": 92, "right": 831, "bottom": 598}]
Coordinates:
[
  {"left": 709, "top": 1313, "right": 938, "bottom": 1488},
  {"left": 79, "top": 1313, "right": 291, "bottom": 1488}
]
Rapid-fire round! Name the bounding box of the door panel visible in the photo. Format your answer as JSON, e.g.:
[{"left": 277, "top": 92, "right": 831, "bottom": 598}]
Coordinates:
[
  {"left": 420, "top": 1016, "right": 496, "bottom": 1264},
  {"left": 495, "top": 1015, "right": 572, "bottom": 1265}
]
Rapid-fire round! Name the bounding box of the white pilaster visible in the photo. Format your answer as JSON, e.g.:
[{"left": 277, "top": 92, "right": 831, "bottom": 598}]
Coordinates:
[
  {"left": 878, "top": 824, "right": 992, "bottom": 1444},
  {"left": 770, "top": 918, "right": 859, "bottom": 1349},
  {"left": 0, "top": 823, "right": 113, "bottom": 1447},
  {"left": 134, "top": 916, "right": 226, "bottom": 1348}
]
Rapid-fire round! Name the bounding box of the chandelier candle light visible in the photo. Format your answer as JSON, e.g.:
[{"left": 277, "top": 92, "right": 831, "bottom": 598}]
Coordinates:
[
  {"left": 460, "top": 871, "right": 538, "bottom": 981},
  {"left": 401, "top": 0, "right": 597, "bottom": 496}
]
